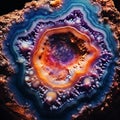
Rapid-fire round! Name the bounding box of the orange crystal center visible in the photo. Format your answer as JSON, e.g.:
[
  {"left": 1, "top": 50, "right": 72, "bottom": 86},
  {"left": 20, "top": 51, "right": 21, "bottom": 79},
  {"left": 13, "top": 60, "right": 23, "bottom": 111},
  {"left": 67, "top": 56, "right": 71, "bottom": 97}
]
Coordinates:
[{"left": 32, "top": 26, "right": 100, "bottom": 89}]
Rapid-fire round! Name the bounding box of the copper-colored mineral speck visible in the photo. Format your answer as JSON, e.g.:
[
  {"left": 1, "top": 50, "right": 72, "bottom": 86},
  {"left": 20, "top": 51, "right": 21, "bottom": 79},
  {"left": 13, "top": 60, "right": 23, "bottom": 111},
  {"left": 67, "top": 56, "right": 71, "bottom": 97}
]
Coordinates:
[{"left": 49, "top": 0, "right": 63, "bottom": 8}]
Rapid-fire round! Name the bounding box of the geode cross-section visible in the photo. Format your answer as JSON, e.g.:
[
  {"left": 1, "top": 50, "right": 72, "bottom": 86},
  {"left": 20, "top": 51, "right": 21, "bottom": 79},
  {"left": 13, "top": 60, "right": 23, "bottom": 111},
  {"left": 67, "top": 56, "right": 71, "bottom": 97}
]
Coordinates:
[{"left": 4, "top": 0, "right": 117, "bottom": 119}]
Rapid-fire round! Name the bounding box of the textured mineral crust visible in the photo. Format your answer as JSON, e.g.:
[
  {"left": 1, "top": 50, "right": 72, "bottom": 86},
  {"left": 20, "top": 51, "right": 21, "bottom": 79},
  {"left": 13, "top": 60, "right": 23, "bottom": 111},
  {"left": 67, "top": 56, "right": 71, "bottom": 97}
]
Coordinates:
[{"left": 0, "top": 0, "right": 120, "bottom": 120}]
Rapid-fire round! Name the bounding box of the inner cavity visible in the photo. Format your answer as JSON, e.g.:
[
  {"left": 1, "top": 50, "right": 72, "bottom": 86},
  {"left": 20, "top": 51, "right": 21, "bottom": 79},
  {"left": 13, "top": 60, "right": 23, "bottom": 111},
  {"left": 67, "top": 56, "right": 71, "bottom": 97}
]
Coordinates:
[{"left": 49, "top": 32, "right": 84, "bottom": 64}]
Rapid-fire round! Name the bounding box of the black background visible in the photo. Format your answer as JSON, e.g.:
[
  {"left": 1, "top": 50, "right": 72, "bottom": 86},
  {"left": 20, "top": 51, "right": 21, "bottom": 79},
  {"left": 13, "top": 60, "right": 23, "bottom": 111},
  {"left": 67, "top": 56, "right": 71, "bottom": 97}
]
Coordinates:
[{"left": 0, "top": 0, "right": 32, "bottom": 15}]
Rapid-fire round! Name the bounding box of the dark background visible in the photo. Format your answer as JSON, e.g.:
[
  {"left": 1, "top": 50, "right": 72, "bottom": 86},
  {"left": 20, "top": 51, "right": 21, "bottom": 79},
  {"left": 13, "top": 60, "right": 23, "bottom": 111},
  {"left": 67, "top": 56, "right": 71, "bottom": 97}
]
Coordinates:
[
  {"left": 0, "top": 0, "right": 120, "bottom": 120},
  {"left": 0, "top": 0, "right": 32, "bottom": 15}
]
